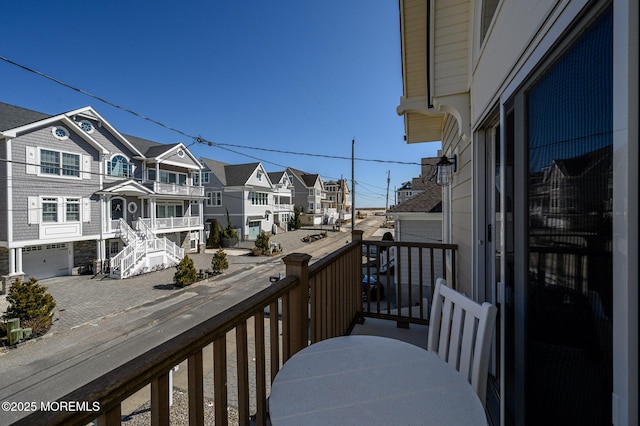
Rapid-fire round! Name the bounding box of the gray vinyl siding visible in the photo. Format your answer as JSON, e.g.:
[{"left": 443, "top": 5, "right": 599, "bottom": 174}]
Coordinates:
[
  {"left": 164, "top": 149, "right": 200, "bottom": 168},
  {"left": 87, "top": 121, "right": 145, "bottom": 181},
  {"left": 0, "top": 141, "right": 6, "bottom": 241},
  {"left": 203, "top": 188, "right": 244, "bottom": 231},
  {"left": 10, "top": 124, "right": 101, "bottom": 242}
]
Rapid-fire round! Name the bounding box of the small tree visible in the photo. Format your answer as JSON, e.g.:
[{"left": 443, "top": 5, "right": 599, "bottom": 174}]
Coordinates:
[
  {"left": 211, "top": 248, "right": 229, "bottom": 274},
  {"left": 174, "top": 255, "right": 197, "bottom": 288},
  {"left": 255, "top": 230, "right": 270, "bottom": 254},
  {"left": 208, "top": 219, "right": 221, "bottom": 248},
  {"left": 4, "top": 277, "right": 56, "bottom": 322},
  {"left": 289, "top": 206, "right": 302, "bottom": 230},
  {"left": 223, "top": 208, "right": 238, "bottom": 239}
]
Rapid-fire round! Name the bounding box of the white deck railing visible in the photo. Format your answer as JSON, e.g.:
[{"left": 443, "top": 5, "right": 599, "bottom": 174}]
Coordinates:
[{"left": 145, "top": 181, "right": 205, "bottom": 196}]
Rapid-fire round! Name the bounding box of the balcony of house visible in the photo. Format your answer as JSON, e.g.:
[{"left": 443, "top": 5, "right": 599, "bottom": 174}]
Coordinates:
[
  {"left": 19, "top": 232, "right": 459, "bottom": 425},
  {"left": 108, "top": 216, "right": 202, "bottom": 235},
  {"left": 143, "top": 181, "right": 205, "bottom": 197},
  {"left": 140, "top": 216, "right": 203, "bottom": 232}
]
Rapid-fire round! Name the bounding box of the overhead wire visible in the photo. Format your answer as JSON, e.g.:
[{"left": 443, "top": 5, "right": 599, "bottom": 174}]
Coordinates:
[{"left": 0, "top": 55, "right": 423, "bottom": 169}]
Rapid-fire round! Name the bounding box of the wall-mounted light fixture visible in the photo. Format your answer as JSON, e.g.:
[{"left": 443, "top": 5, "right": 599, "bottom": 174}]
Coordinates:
[{"left": 436, "top": 154, "right": 457, "bottom": 186}]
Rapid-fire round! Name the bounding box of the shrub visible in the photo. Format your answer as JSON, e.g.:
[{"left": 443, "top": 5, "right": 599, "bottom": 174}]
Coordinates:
[
  {"left": 208, "top": 219, "right": 221, "bottom": 248},
  {"left": 174, "top": 255, "right": 197, "bottom": 288},
  {"left": 255, "top": 230, "right": 270, "bottom": 253},
  {"left": 22, "top": 316, "right": 52, "bottom": 336},
  {"left": 211, "top": 248, "right": 229, "bottom": 274},
  {"left": 223, "top": 209, "right": 238, "bottom": 239},
  {"left": 4, "top": 277, "right": 56, "bottom": 322},
  {"left": 289, "top": 206, "right": 302, "bottom": 230}
]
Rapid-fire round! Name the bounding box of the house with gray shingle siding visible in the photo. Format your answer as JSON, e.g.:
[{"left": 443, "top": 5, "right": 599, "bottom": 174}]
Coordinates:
[
  {"left": 199, "top": 158, "right": 293, "bottom": 241},
  {"left": 286, "top": 167, "right": 325, "bottom": 226},
  {"left": 0, "top": 102, "right": 204, "bottom": 280}
]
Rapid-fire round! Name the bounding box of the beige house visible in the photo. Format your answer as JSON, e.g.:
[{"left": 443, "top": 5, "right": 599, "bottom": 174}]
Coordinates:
[{"left": 396, "top": 0, "right": 637, "bottom": 425}]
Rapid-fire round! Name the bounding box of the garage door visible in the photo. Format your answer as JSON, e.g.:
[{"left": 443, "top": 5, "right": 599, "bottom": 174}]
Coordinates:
[
  {"left": 248, "top": 221, "right": 261, "bottom": 240},
  {"left": 22, "top": 243, "right": 70, "bottom": 280}
]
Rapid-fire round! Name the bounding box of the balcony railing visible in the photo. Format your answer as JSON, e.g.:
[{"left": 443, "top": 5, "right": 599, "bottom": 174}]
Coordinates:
[
  {"left": 18, "top": 231, "right": 456, "bottom": 425},
  {"left": 144, "top": 181, "right": 205, "bottom": 197},
  {"left": 140, "top": 216, "right": 202, "bottom": 230}
]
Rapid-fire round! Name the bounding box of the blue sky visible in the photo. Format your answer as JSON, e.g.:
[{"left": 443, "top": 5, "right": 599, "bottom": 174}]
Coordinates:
[{"left": 1, "top": 0, "right": 440, "bottom": 207}]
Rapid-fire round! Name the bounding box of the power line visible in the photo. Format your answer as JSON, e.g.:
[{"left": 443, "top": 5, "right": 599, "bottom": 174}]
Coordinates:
[{"left": 0, "top": 55, "right": 423, "bottom": 168}]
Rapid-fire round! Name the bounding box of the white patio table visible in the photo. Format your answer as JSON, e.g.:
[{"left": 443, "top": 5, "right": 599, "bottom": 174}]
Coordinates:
[{"left": 269, "top": 335, "right": 488, "bottom": 426}]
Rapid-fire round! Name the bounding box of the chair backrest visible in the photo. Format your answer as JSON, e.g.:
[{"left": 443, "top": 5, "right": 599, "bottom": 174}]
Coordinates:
[{"left": 427, "top": 278, "right": 497, "bottom": 406}]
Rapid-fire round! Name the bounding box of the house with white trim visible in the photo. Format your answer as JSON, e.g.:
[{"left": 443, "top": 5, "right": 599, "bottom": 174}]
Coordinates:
[
  {"left": 286, "top": 167, "right": 325, "bottom": 226},
  {"left": 323, "top": 178, "right": 352, "bottom": 224},
  {"left": 0, "top": 102, "right": 204, "bottom": 280},
  {"left": 199, "top": 158, "right": 293, "bottom": 241}
]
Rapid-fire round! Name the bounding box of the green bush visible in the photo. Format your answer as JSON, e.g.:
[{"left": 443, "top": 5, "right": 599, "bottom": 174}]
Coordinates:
[
  {"left": 4, "top": 277, "right": 56, "bottom": 322},
  {"left": 223, "top": 209, "right": 238, "bottom": 239},
  {"left": 211, "top": 248, "right": 229, "bottom": 274},
  {"left": 289, "top": 206, "right": 302, "bottom": 230},
  {"left": 174, "top": 255, "right": 197, "bottom": 288},
  {"left": 208, "top": 219, "right": 221, "bottom": 248},
  {"left": 255, "top": 230, "right": 270, "bottom": 252}
]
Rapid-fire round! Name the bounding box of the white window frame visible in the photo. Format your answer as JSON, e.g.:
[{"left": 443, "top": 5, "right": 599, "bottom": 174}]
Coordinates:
[
  {"left": 38, "top": 148, "right": 82, "bottom": 179},
  {"left": 107, "top": 154, "right": 132, "bottom": 178},
  {"left": 51, "top": 126, "right": 69, "bottom": 140},
  {"left": 37, "top": 196, "right": 84, "bottom": 224},
  {"left": 65, "top": 198, "right": 81, "bottom": 222},
  {"left": 160, "top": 170, "right": 188, "bottom": 185},
  {"left": 250, "top": 192, "right": 269, "bottom": 205},
  {"left": 206, "top": 191, "right": 222, "bottom": 206},
  {"left": 78, "top": 120, "right": 95, "bottom": 134},
  {"left": 42, "top": 197, "right": 59, "bottom": 223},
  {"left": 156, "top": 202, "right": 184, "bottom": 218}
]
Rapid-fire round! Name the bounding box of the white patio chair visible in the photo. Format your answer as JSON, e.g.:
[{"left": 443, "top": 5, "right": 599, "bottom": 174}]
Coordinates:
[{"left": 427, "top": 278, "right": 497, "bottom": 406}]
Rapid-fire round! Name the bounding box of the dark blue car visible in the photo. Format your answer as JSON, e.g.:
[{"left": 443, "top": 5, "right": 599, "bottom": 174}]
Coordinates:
[{"left": 362, "top": 275, "right": 385, "bottom": 301}]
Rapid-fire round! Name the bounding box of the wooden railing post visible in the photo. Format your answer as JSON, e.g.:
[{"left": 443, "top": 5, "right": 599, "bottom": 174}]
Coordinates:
[
  {"left": 283, "top": 253, "right": 311, "bottom": 356},
  {"left": 352, "top": 230, "right": 364, "bottom": 324}
]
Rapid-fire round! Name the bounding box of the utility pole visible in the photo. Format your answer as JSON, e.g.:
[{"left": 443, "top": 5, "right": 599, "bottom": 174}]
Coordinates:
[
  {"left": 385, "top": 170, "right": 390, "bottom": 212},
  {"left": 351, "top": 138, "right": 355, "bottom": 234}
]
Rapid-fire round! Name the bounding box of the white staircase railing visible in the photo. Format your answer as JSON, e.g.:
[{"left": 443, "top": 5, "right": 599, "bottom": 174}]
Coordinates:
[
  {"left": 135, "top": 217, "right": 155, "bottom": 240},
  {"left": 118, "top": 218, "right": 137, "bottom": 245},
  {"left": 110, "top": 219, "right": 185, "bottom": 279}
]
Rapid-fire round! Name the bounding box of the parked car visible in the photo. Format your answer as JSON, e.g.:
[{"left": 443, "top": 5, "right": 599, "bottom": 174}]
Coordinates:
[{"left": 362, "top": 275, "right": 385, "bottom": 301}]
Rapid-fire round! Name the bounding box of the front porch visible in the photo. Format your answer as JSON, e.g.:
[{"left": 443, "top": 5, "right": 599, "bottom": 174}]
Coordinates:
[{"left": 15, "top": 232, "right": 458, "bottom": 425}]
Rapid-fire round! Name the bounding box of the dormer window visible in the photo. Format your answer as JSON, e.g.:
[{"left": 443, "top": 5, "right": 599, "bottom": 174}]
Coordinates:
[
  {"left": 108, "top": 155, "right": 131, "bottom": 178},
  {"left": 78, "top": 120, "right": 94, "bottom": 133}
]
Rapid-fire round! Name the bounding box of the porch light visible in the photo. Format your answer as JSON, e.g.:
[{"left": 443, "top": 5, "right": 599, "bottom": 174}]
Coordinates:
[{"left": 436, "top": 155, "right": 457, "bottom": 186}]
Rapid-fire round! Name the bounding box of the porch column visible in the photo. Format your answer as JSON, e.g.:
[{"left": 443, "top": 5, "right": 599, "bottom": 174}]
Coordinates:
[
  {"left": 150, "top": 198, "right": 157, "bottom": 228},
  {"left": 15, "top": 247, "right": 23, "bottom": 275},
  {"left": 283, "top": 253, "right": 311, "bottom": 358},
  {"left": 8, "top": 248, "right": 16, "bottom": 276}
]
